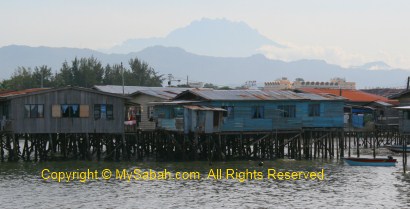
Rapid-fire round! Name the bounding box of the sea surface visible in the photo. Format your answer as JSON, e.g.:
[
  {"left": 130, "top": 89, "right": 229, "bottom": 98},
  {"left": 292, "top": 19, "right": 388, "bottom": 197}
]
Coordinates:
[{"left": 0, "top": 154, "right": 409, "bottom": 209}]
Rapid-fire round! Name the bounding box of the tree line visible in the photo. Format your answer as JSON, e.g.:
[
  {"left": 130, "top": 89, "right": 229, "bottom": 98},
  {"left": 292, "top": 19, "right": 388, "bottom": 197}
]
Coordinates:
[{"left": 0, "top": 57, "right": 164, "bottom": 90}]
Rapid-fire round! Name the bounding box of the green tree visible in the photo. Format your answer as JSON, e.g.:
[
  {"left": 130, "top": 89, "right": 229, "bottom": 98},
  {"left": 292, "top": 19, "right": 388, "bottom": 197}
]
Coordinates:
[
  {"left": 32, "top": 65, "right": 53, "bottom": 88},
  {"left": 2, "top": 67, "right": 33, "bottom": 90},
  {"left": 128, "top": 58, "right": 163, "bottom": 86},
  {"left": 1, "top": 56, "right": 164, "bottom": 90},
  {"left": 203, "top": 83, "right": 219, "bottom": 89}
]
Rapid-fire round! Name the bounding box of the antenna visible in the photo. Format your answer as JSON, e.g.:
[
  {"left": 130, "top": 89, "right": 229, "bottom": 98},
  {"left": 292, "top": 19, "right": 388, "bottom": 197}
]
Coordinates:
[{"left": 167, "top": 74, "right": 181, "bottom": 87}]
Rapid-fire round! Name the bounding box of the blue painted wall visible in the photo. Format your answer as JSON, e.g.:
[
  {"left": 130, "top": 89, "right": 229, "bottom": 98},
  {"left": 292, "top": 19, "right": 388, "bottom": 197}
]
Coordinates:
[{"left": 154, "top": 100, "right": 344, "bottom": 133}]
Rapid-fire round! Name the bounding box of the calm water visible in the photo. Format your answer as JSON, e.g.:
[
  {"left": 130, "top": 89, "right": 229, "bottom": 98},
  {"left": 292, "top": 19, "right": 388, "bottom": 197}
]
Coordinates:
[{"left": 1, "top": 155, "right": 409, "bottom": 209}]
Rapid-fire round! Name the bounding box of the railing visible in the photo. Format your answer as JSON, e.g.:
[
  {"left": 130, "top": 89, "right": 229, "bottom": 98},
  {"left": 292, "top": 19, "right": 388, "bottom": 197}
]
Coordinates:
[
  {"left": 0, "top": 119, "right": 12, "bottom": 132},
  {"left": 124, "top": 120, "right": 139, "bottom": 132}
]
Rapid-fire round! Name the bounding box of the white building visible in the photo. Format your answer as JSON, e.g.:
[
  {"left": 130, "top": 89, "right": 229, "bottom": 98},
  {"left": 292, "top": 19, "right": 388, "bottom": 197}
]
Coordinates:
[{"left": 264, "top": 77, "right": 356, "bottom": 90}]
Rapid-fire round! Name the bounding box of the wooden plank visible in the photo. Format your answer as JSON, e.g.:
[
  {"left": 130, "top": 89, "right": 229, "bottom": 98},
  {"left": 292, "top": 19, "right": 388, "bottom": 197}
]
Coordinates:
[
  {"left": 80, "top": 105, "right": 89, "bottom": 118},
  {"left": 52, "top": 105, "right": 61, "bottom": 118}
]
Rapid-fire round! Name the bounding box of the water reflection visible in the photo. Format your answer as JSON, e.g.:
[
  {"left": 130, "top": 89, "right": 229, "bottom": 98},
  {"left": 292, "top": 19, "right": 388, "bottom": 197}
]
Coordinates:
[{"left": 0, "top": 157, "right": 409, "bottom": 208}]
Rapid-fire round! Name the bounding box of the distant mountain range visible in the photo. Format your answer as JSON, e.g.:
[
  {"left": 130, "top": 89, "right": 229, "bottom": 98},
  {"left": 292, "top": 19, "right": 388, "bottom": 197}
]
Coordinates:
[
  {"left": 1, "top": 18, "right": 409, "bottom": 88},
  {"left": 351, "top": 61, "right": 393, "bottom": 71},
  {"left": 0, "top": 45, "right": 409, "bottom": 88},
  {"left": 106, "top": 18, "right": 284, "bottom": 57}
]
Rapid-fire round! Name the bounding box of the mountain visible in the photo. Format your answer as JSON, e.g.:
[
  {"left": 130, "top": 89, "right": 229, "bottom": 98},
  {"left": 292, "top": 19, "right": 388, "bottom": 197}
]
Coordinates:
[
  {"left": 134, "top": 46, "right": 409, "bottom": 88},
  {"left": 0, "top": 45, "right": 134, "bottom": 77},
  {"left": 1, "top": 44, "right": 409, "bottom": 88},
  {"left": 108, "top": 18, "right": 283, "bottom": 57},
  {"left": 352, "top": 61, "right": 392, "bottom": 70}
]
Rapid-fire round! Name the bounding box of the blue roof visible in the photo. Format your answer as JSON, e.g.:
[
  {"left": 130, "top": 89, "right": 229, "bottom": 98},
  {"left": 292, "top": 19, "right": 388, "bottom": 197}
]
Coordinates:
[{"left": 175, "top": 89, "right": 344, "bottom": 101}]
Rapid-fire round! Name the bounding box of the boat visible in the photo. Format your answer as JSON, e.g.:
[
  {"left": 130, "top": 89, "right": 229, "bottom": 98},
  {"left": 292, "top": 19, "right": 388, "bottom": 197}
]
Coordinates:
[
  {"left": 386, "top": 145, "right": 410, "bottom": 153},
  {"left": 343, "top": 156, "right": 397, "bottom": 166}
]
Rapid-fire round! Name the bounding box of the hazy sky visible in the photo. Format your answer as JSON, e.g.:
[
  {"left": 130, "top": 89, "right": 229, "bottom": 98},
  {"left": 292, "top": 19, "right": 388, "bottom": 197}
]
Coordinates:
[{"left": 1, "top": 0, "right": 409, "bottom": 69}]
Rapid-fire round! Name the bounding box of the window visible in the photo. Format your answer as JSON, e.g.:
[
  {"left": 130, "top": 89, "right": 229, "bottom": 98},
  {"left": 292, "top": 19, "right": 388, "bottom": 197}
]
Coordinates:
[
  {"left": 147, "top": 106, "right": 154, "bottom": 120},
  {"left": 107, "top": 105, "right": 113, "bottom": 120},
  {"left": 222, "top": 106, "right": 234, "bottom": 118},
  {"left": 405, "top": 111, "right": 410, "bottom": 120},
  {"left": 213, "top": 111, "right": 220, "bottom": 126},
  {"left": 24, "top": 104, "right": 44, "bottom": 118},
  {"left": 94, "top": 104, "right": 114, "bottom": 120},
  {"left": 278, "top": 105, "right": 296, "bottom": 118},
  {"left": 61, "top": 104, "right": 80, "bottom": 118},
  {"left": 252, "top": 106, "right": 264, "bottom": 119},
  {"left": 308, "top": 104, "right": 320, "bottom": 117},
  {"left": 172, "top": 107, "right": 184, "bottom": 118}
]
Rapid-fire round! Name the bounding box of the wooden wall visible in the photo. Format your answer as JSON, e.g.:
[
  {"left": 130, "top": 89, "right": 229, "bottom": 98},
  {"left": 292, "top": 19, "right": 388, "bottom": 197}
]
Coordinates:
[
  {"left": 399, "top": 110, "right": 410, "bottom": 134},
  {"left": 154, "top": 100, "right": 344, "bottom": 133},
  {"left": 131, "top": 94, "right": 164, "bottom": 131},
  {"left": 9, "top": 89, "right": 125, "bottom": 134}
]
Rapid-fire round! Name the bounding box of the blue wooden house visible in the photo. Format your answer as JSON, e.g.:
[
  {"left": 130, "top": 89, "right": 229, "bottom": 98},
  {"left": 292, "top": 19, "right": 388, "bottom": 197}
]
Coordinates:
[{"left": 153, "top": 89, "right": 345, "bottom": 134}]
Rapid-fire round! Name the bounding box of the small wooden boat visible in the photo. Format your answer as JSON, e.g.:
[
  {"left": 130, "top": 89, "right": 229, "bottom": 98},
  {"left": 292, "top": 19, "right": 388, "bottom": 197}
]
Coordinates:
[
  {"left": 386, "top": 145, "right": 410, "bottom": 153},
  {"left": 343, "top": 157, "right": 397, "bottom": 166}
]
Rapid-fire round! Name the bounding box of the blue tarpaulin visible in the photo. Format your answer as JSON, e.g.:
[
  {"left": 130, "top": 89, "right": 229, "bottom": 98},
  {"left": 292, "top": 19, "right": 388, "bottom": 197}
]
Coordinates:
[{"left": 352, "top": 114, "right": 364, "bottom": 128}]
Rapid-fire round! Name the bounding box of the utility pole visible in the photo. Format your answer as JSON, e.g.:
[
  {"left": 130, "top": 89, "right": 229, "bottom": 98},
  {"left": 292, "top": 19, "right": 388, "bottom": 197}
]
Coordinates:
[
  {"left": 41, "top": 71, "right": 44, "bottom": 88},
  {"left": 121, "top": 62, "right": 125, "bottom": 95},
  {"left": 407, "top": 76, "right": 410, "bottom": 91},
  {"left": 167, "top": 74, "right": 180, "bottom": 87},
  {"left": 187, "top": 75, "right": 189, "bottom": 86}
]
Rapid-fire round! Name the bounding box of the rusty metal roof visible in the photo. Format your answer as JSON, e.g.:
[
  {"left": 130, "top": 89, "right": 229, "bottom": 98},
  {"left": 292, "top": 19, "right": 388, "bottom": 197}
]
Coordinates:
[
  {"left": 298, "top": 88, "right": 398, "bottom": 104},
  {"left": 0, "top": 88, "right": 49, "bottom": 98},
  {"left": 184, "top": 105, "right": 227, "bottom": 111},
  {"left": 149, "top": 100, "right": 200, "bottom": 105},
  {"left": 175, "top": 89, "right": 344, "bottom": 101},
  {"left": 0, "top": 87, "right": 130, "bottom": 100},
  {"left": 133, "top": 89, "right": 191, "bottom": 100},
  {"left": 93, "top": 85, "right": 191, "bottom": 97}
]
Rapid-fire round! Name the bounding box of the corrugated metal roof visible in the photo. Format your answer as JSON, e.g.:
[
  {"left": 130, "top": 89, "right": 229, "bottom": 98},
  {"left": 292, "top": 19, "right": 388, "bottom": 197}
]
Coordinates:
[
  {"left": 298, "top": 88, "right": 398, "bottom": 104},
  {"left": 149, "top": 100, "right": 200, "bottom": 105},
  {"left": 394, "top": 106, "right": 410, "bottom": 109},
  {"left": 0, "top": 87, "right": 130, "bottom": 100},
  {"left": 0, "top": 88, "right": 49, "bottom": 98},
  {"left": 134, "top": 89, "right": 190, "bottom": 100},
  {"left": 93, "top": 85, "right": 191, "bottom": 96},
  {"left": 373, "top": 101, "right": 393, "bottom": 107},
  {"left": 176, "top": 89, "right": 344, "bottom": 101},
  {"left": 184, "top": 105, "right": 227, "bottom": 111}
]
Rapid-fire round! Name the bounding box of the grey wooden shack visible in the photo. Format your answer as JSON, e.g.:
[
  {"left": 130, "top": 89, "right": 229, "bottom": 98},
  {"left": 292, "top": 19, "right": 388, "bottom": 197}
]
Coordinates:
[
  {"left": 0, "top": 87, "right": 129, "bottom": 134},
  {"left": 94, "top": 85, "right": 190, "bottom": 131}
]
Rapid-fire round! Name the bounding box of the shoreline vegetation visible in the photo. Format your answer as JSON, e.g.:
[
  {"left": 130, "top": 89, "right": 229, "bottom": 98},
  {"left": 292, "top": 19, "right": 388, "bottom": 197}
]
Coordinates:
[{"left": 0, "top": 57, "right": 164, "bottom": 90}]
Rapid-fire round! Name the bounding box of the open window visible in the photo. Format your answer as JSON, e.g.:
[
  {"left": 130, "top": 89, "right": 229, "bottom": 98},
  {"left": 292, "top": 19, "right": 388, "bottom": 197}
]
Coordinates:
[
  {"left": 61, "top": 104, "right": 80, "bottom": 118},
  {"left": 221, "top": 106, "right": 234, "bottom": 119},
  {"left": 308, "top": 104, "right": 320, "bottom": 117},
  {"left": 278, "top": 105, "right": 296, "bottom": 118},
  {"left": 252, "top": 106, "right": 264, "bottom": 119},
  {"left": 24, "top": 104, "right": 44, "bottom": 118},
  {"left": 94, "top": 104, "right": 114, "bottom": 120}
]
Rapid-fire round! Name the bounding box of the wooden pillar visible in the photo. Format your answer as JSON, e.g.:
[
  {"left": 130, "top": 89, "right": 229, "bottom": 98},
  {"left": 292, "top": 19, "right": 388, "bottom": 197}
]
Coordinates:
[
  {"left": 122, "top": 132, "right": 126, "bottom": 160},
  {"left": 324, "top": 132, "right": 327, "bottom": 159},
  {"left": 348, "top": 131, "right": 351, "bottom": 157},
  {"left": 34, "top": 136, "right": 38, "bottom": 161},
  {"left": 356, "top": 132, "right": 360, "bottom": 158},
  {"left": 24, "top": 134, "right": 29, "bottom": 161},
  {"left": 49, "top": 133, "right": 54, "bottom": 160},
  {"left": 403, "top": 135, "right": 408, "bottom": 174},
  {"left": 0, "top": 134, "right": 4, "bottom": 162},
  {"left": 340, "top": 130, "right": 344, "bottom": 158}
]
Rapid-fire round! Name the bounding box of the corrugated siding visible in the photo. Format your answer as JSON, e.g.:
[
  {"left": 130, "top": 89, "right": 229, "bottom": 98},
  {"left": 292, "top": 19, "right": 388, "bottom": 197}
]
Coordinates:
[
  {"left": 154, "top": 100, "right": 344, "bottom": 133},
  {"left": 131, "top": 94, "right": 162, "bottom": 131},
  {"left": 207, "top": 101, "right": 343, "bottom": 132},
  {"left": 10, "top": 89, "right": 125, "bottom": 134}
]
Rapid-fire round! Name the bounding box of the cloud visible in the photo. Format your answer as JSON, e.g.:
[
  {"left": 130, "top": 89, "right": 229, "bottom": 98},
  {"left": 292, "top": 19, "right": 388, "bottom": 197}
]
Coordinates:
[{"left": 258, "top": 42, "right": 410, "bottom": 70}]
